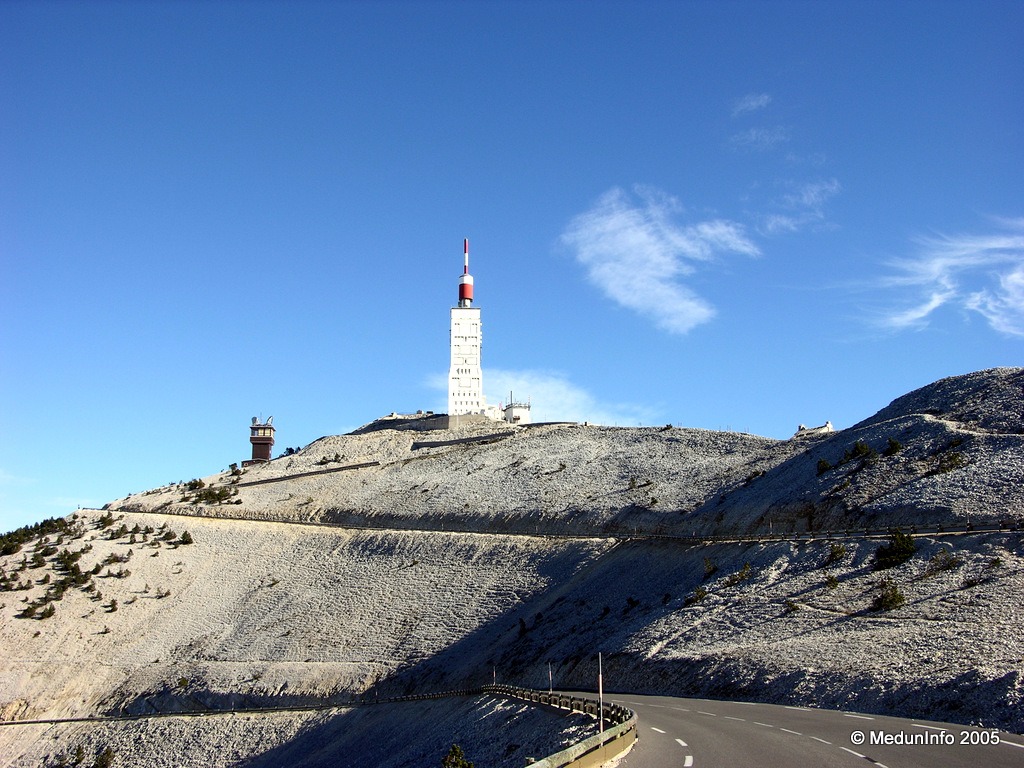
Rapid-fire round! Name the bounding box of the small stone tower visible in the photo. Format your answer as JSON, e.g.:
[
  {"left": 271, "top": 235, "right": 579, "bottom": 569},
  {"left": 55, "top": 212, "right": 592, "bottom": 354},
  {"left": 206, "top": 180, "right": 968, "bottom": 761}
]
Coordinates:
[{"left": 244, "top": 416, "right": 275, "bottom": 467}]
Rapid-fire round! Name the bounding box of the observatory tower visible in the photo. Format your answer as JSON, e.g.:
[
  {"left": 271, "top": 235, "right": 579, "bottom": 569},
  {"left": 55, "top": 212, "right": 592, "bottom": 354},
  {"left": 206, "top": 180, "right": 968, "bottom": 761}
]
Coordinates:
[
  {"left": 448, "top": 239, "right": 487, "bottom": 426},
  {"left": 243, "top": 416, "right": 275, "bottom": 467}
]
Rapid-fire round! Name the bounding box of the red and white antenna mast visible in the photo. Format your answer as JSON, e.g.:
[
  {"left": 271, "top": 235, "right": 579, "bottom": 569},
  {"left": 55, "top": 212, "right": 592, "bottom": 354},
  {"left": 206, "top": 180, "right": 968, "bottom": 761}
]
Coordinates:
[{"left": 458, "top": 238, "right": 474, "bottom": 307}]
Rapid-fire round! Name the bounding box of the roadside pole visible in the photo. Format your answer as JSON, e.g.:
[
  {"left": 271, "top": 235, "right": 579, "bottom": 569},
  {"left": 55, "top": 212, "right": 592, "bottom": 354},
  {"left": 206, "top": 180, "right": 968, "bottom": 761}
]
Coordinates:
[{"left": 598, "top": 652, "right": 604, "bottom": 735}]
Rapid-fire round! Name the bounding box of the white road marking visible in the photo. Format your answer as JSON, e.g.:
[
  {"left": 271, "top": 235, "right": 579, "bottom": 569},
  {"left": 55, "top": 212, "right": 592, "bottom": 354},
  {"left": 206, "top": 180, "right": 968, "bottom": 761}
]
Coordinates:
[
  {"left": 753, "top": 722, "right": 774, "bottom": 728},
  {"left": 735, "top": 701, "right": 758, "bottom": 705},
  {"left": 844, "top": 713, "right": 875, "bottom": 720},
  {"left": 785, "top": 706, "right": 812, "bottom": 711},
  {"left": 911, "top": 723, "right": 946, "bottom": 730},
  {"left": 811, "top": 736, "right": 832, "bottom": 745},
  {"left": 648, "top": 703, "right": 666, "bottom": 708},
  {"left": 724, "top": 716, "right": 745, "bottom": 721},
  {"left": 672, "top": 707, "right": 691, "bottom": 712},
  {"left": 675, "top": 738, "right": 689, "bottom": 747},
  {"left": 697, "top": 711, "right": 717, "bottom": 716},
  {"left": 651, "top": 727, "right": 666, "bottom": 734},
  {"left": 683, "top": 756, "right": 694, "bottom": 767},
  {"left": 1002, "top": 739, "right": 1024, "bottom": 749},
  {"left": 842, "top": 747, "right": 867, "bottom": 759},
  {"left": 779, "top": 728, "right": 802, "bottom": 736}
]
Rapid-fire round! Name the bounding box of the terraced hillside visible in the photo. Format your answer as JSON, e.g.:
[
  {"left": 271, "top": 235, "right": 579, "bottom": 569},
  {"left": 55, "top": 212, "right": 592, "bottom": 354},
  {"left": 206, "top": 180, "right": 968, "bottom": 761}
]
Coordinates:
[{"left": 1, "top": 368, "right": 1021, "bottom": 766}]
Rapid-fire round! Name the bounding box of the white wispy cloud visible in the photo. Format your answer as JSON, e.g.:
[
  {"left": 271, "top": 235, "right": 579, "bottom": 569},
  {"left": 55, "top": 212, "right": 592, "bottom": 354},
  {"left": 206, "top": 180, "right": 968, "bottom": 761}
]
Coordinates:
[
  {"left": 877, "top": 219, "right": 1024, "bottom": 336},
  {"left": 761, "top": 178, "right": 842, "bottom": 234},
  {"left": 484, "top": 369, "right": 658, "bottom": 426},
  {"left": 425, "top": 369, "right": 658, "bottom": 426},
  {"left": 730, "top": 126, "right": 789, "bottom": 151},
  {"left": 560, "top": 186, "right": 759, "bottom": 334},
  {"left": 732, "top": 93, "right": 772, "bottom": 117}
]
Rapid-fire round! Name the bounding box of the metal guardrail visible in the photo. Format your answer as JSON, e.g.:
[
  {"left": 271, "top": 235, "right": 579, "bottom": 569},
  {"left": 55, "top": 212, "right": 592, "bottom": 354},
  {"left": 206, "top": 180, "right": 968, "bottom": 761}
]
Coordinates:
[
  {"left": 482, "top": 685, "right": 637, "bottom": 768},
  {"left": 0, "top": 685, "right": 639, "bottom": 768}
]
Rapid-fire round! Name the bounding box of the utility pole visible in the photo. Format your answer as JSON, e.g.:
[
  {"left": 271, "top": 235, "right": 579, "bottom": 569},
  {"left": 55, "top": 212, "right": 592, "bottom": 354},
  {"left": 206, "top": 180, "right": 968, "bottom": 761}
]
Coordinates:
[
  {"left": 548, "top": 662, "right": 553, "bottom": 695},
  {"left": 598, "top": 652, "right": 604, "bottom": 735}
]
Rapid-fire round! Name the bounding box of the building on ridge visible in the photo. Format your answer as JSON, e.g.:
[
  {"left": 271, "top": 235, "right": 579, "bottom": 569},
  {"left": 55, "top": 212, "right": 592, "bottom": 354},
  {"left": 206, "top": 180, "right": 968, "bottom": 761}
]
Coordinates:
[
  {"left": 446, "top": 239, "right": 528, "bottom": 428},
  {"left": 243, "top": 416, "right": 275, "bottom": 467}
]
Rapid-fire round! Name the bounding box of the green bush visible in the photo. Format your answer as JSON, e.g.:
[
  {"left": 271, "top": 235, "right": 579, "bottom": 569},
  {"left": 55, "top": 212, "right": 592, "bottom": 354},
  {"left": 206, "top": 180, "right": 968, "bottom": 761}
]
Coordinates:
[
  {"left": 702, "top": 557, "right": 718, "bottom": 579},
  {"left": 824, "top": 541, "right": 847, "bottom": 566},
  {"left": 724, "top": 562, "right": 753, "bottom": 587},
  {"left": 441, "top": 744, "right": 473, "bottom": 768},
  {"left": 825, "top": 574, "right": 839, "bottom": 590},
  {"left": 842, "top": 439, "right": 878, "bottom": 465},
  {"left": 931, "top": 452, "right": 965, "bottom": 475},
  {"left": 816, "top": 458, "right": 832, "bottom": 475},
  {"left": 684, "top": 586, "right": 708, "bottom": 606},
  {"left": 884, "top": 437, "right": 903, "bottom": 456},
  {"left": 874, "top": 530, "right": 916, "bottom": 570},
  {"left": 873, "top": 577, "right": 905, "bottom": 611},
  {"left": 924, "top": 548, "right": 963, "bottom": 577}
]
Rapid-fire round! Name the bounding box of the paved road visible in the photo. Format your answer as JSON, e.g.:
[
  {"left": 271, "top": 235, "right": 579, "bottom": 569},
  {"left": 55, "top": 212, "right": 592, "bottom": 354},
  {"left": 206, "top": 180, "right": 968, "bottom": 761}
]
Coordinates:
[{"left": 604, "top": 693, "right": 1024, "bottom": 768}]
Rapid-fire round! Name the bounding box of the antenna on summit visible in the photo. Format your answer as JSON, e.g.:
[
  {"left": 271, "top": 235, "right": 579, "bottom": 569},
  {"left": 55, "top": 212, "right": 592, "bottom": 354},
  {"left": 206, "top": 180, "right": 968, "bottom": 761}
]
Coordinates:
[{"left": 458, "top": 238, "right": 474, "bottom": 308}]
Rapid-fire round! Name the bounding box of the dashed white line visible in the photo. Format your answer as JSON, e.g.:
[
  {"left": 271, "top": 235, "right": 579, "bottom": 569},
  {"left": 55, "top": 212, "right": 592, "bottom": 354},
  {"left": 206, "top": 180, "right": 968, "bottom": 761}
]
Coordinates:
[
  {"left": 811, "top": 736, "right": 832, "bottom": 745},
  {"left": 844, "top": 713, "right": 875, "bottom": 720},
  {"left": 753, "top": 722, "right": 774, "bottom": 728},
  {"left": 785, "top": 706, "right": 812, "bottom": 711},
  {"left": 671, "top": 707, "right": 691, "bottom": 712},
  {"left": 911, "top": 723, "right": 946, "bottom": 730},
  {"left": 1002, "top": 739, "right": 1024, "bottom": 749},
  {"left": 779, "top": 728, "right": 802, "bottom": 736},
  {"left": 650, "top": 727, "right": 666, "bottom": 734},
  {"left": 724, "top": 716, "right": 746, "bottom": 722},
  {"left": 683, "top": 756, "right": 693, "bottom": 767},
  {"left": 842, "top": 747, "right": 867, "bottom": 759},
  {"left": 697, "top": 711, "right": 717, "bottom": 717},
  {"left": 675, "top": 738, "right": 689, "bottom": 748}
]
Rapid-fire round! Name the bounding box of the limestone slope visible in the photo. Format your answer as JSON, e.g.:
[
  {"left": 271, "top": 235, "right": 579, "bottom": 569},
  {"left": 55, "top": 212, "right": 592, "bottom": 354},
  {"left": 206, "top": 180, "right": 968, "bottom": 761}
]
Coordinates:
[{"left": 0, "top": 367, "right": 1022, "bottom": 765}]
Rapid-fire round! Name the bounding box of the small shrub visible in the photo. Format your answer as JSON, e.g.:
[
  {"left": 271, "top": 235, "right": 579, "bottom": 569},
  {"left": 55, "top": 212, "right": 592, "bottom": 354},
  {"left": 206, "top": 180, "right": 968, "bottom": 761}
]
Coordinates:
[
  {"left": 178, "top": 531, "right": 193, "bottom": 545},
  {"left": 884, "top": 437, "right": 903, "bottom": 456},
  {"left": 662, "top": 593, "right": 672, "bottom": 605},
  {"left": 441, "top": 743, "right": 474, "bottom": 768},
  {"left": 824, "top": 541, "right": 847, "bottom": 567},
  {"left": 825, "top": 574, "right": 839, "bottom": 590},
  {"left": 874, "top": 530, "right": 917, "bottom": 570},
  {"left": 684, "top": 586, "right": 708, "bottom": 606},
  {"left": 932, "top": 452, "right": 965, "bottom": 475},
  {"left": 186, "top": 479, "right": 205, "bottom": 491},
  {"left": 842, "top": 439, "right": 878, "bottom": 465},
  {"left": 40, "top": 603, "right": 56, "bottom": 619},
  {"left": 93, "top": 747, "right": 115, "bottom": 768},
  {"left": 924, "top": 548, "right": 963, "bottom": 577},
  {"left": 725, "top": 562, "right": 753, "bottom": 587},
  {"left": 702, "top": 557, "right": 718, "bottom": 579},
  {"left": 784, "top": 599, "right": 799, "bottom": 613},
  {"left": 816, "top": 458, "right": 832, "bottom": 476},
  {"left": 873, "top": 577, "right": 905, "bottom": 611}
]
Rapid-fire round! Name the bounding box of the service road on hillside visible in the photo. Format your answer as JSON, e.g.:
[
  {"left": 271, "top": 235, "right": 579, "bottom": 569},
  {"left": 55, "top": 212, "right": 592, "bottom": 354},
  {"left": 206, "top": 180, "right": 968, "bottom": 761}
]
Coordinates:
[{"left": 603, "top": 693, "right": 1023, "bottom": 768}]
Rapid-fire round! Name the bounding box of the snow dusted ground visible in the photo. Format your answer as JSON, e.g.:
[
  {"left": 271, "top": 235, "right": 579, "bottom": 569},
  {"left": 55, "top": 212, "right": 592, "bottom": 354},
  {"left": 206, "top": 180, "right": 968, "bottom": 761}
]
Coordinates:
[
  {"left": 1, "top": 368, "right": 1021, "bottom": 764},
  {"left": 5, "top": 695, "right": 594, "bottom": 768}
]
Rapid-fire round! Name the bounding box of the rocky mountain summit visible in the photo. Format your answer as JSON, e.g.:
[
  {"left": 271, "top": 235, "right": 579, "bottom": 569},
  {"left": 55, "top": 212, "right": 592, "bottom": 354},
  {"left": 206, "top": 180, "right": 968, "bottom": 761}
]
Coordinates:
[{"left": 1, "top": 368, "right": 1021, "bottom": 766}]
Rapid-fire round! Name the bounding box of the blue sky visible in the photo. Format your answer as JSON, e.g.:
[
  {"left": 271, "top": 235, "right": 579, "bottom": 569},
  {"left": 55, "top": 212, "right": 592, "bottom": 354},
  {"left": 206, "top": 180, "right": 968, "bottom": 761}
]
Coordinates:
[{"left": 2, "top": 0, "right": 1021, "bottom": 530}]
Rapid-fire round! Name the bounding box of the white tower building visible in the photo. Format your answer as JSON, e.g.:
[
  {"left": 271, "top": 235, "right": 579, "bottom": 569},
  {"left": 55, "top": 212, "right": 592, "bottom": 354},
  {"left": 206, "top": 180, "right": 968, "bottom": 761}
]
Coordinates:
[{"left": 448, "top": 239, "right": 488, "bottom": 424}]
